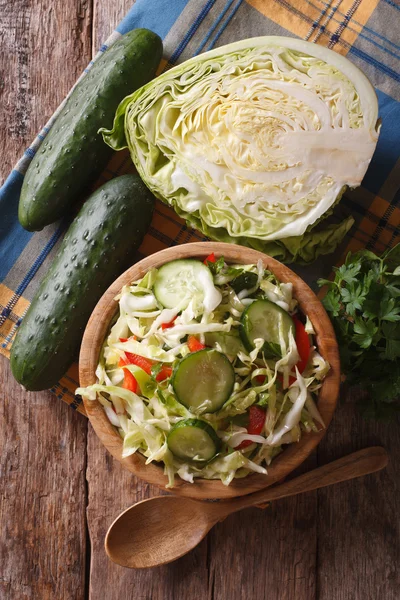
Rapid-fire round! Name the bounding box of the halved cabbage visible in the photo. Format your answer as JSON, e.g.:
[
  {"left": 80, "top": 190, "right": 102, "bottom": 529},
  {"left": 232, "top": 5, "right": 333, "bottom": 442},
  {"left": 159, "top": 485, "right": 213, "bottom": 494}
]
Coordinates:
[{"left": 102, "top": 37, "right": 379, "bottom": 263}]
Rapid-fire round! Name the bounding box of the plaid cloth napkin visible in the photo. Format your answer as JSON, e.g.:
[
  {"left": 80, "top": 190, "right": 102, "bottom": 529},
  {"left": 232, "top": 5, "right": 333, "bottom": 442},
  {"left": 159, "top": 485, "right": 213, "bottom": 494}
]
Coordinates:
[{"left": 1, "top": 0, "right": 399, "bottom": 415}]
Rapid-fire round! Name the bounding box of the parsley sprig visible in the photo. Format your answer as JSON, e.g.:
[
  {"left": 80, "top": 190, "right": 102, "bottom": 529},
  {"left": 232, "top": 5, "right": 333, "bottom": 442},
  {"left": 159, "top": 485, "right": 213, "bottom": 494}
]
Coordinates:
[{"left": 318, "top": 244, "right": 400, "bottom": 420}]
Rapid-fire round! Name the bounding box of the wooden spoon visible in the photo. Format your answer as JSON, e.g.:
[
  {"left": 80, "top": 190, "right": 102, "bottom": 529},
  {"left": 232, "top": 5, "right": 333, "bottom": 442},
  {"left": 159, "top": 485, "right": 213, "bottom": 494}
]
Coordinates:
[{"left": 105, "top": 446, "right": 387, "bottom": 569}]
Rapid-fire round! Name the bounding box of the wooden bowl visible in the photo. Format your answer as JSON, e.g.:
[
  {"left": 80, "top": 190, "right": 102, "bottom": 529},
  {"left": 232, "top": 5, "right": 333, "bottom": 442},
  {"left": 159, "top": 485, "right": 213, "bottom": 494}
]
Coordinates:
[{"left": 79, "top": 242, "right": 340, "bottom": 500}]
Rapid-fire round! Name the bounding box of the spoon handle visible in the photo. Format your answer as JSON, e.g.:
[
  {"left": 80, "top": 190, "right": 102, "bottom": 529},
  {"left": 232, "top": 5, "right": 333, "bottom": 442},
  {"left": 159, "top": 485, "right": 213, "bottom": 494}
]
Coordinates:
[{"left": 217, "top": 446, "right": 388, "bottom": 516}]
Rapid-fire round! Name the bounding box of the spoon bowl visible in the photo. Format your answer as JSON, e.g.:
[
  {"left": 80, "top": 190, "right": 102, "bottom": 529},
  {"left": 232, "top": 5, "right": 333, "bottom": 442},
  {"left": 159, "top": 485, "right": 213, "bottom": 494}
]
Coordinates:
[
  {"left": 105, "top": 446, "right": 388, "bottom": 569},
  {"left": 105, "top": 496, "right": 218, "bottom": 568}
]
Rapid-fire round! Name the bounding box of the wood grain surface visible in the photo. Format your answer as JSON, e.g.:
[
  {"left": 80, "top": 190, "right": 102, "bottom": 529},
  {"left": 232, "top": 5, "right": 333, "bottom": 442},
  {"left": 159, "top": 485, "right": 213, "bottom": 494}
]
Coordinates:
[
  {"left": 0, "top": 2, "right": 91, "bottom": 599},
  {"left": 0, "top": 1, "right": 399, "bottom": 599},
  {"left": 0, "top": 354, "right": 88, "bottom": 600}
]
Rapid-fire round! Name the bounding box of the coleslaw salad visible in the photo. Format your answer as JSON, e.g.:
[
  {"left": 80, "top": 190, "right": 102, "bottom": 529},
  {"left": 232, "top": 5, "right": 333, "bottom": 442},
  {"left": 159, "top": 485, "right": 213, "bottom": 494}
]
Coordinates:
[{"left": 77, "top": 254, "right": 329, "bottom": 487}]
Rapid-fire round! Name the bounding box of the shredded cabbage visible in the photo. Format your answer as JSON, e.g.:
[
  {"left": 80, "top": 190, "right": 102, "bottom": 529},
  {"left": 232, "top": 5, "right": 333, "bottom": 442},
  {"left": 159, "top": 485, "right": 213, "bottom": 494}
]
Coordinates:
[{"left": 77, "top": 258, "right": 329, "bottom": 487}]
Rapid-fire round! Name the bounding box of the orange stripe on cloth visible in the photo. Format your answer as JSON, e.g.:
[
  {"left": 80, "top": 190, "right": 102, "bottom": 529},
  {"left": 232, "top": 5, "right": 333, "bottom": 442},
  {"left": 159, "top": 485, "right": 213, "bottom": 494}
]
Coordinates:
[
  {"left": 341, "top": 193, "right": 399, "bottom": 259},
  {"left": 367, "top": 195, "right": 391, "bottom": 219},
  {"left": 349, "top": 158, "right": 400, "bottom": 256},
  {"left": 388, "top": 206, "right": 400, "bottom": 230},
  {"left": 157, "top": 58, "right": 169, "bottom": 74},
  {"left": 0, "top": 284, "right": 30, "bottom": 358},
  {"left": 247, "top": 0, "right": 379, "bottom": 55}
]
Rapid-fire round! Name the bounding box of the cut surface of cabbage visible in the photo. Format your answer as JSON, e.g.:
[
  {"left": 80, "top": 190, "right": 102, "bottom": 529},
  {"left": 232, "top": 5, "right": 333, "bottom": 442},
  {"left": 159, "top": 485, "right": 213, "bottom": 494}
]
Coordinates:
[{"left": 103, "top": 37, "right": 379, "bottom": 262}]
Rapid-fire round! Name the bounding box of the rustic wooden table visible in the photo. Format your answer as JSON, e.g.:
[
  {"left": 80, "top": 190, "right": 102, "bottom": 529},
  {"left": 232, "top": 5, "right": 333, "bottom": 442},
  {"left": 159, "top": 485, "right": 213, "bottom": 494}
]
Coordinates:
[{"left": 0, "top": 2, "right": 399, "bottom": 599}]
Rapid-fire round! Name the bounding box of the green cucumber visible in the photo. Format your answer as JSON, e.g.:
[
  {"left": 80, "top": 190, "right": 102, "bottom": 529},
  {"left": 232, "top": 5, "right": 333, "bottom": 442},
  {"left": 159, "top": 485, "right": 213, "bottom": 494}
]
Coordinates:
[
  {"left": 10, "top": 175, "right": 154, "bottom": 390},
  {"left": 153, "top": 259, "right": 215, "bottom": 310},
  {"left": 172, "top": 349, "right": 235, "bottom": 414},
  {"left": 19, "top": 29, "right": 162, "bottom": 231},
  {"left": 167, "top": 419, "right": 221, "bottom": 462},
  {"left": 240, "top": 299, "right": 294, "bottom": 358}
]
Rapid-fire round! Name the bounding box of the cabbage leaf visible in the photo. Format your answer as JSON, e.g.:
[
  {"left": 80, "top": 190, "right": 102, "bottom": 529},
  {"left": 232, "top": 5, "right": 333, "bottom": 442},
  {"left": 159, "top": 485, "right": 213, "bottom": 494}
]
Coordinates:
[{"left": 102, "top": 37, "right": 379, "bottom": 263}]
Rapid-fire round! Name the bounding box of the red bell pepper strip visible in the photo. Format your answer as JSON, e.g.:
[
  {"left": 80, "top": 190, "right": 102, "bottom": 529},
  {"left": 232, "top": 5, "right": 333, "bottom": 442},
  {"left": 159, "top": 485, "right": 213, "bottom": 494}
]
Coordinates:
[
  {"left": 187, "top": 335, "right": 206, "bottom": 353},
  {"left": 118, "top": 357, "right": 138, "bottom": 393},
  {"left": 236, "top": 406, "right": 266, "bottom": 450},
  {"left": 292, "top": 316, "right": 311, "bottom": 373},
  {"left": 277, "top": 316, "right": 311, "bottom": 387},
  {"left": 161, "top": 317, "right": 177, "bottom": 330},
  {"left": 157, "top": 365, "right": 173, "bottom": 381},
  {"left": 119, "top": 337, "right": 172, "bottom": 382},
  {"left": 122, "top": 352, "right": 172, "bottom": 382},
  {"left": 203, "top": 253, "right": 216, "bottom": 264},
  {"left": 124, "top": 353, "right": 153, "bottom": 374}
]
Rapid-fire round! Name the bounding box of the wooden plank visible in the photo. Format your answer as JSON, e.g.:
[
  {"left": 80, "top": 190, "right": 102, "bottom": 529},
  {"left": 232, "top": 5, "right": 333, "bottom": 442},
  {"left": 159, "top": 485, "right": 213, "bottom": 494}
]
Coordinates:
[
  {"left": 0, "top": 0, "right": 93, "bottom": 183},
  {"left": 0, "top": 358, "right": 88, "bottom": 600},
  {"left": 208, "top": 455, "right": 317, "bottom": 600},
  {"left": 92, "top": 0, "right": 133, "bottom": 50},
  {"left": 317, "top": 399, "right": 400, "bottom": 600},
  {"left": 0, "top": 1, "right": 92, "bottom": 598}
]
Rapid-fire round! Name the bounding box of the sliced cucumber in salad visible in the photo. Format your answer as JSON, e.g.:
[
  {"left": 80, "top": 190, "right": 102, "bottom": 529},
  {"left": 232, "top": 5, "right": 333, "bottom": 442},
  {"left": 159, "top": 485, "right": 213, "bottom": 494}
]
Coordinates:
[
  {"left": 204, "top": 330, "right": 246, "bottom": 357},
  {"left": 172, "top": 349, "right": 235, "bottom": 413},
  {"left": 153, "top": 259, "right": 221, "bottom": 311},
  {"left": 240, "top": 299, "right": 294, "bottom": 358},
  {"left": 167, "top": 418, "right": 220, "bottom": 462}
]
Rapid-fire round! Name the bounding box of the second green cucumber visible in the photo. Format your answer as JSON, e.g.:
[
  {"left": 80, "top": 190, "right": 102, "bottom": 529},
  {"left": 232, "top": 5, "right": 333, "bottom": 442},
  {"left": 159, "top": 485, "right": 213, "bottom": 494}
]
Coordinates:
[{"left": 11, "top": 175, "right": 154, "bottom": 391}]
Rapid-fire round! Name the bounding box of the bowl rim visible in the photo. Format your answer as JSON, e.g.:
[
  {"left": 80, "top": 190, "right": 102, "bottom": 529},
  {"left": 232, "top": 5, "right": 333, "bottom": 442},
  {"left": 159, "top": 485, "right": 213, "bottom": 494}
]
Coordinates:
[{"left": 79, "top": 242, "right": 340, "bottom": 500}]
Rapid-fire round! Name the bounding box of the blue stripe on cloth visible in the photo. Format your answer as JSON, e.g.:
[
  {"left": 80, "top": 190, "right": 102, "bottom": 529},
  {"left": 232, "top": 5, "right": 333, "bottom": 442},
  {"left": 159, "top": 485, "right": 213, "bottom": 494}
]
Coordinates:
[
  {"left": 0, "top": 308, "right": 22, "bottom": 342},
  {"left": 315, "top": 0, "right": 400, "bottom": 53},
  {"left": 349, "top": 45, "right": 400, "bottom": 84},
  {"left": 382, "top": 0, "right": 400, "bottom": 10},
  {"left": 194, "top": 0, "right": 237, "bottom": 55},
  {"left": 328, "top": 0, "right": 362, "bottom": 49},
  {"left": 360, "top": 26, "right": 400, "bottom": 54},
  {"left": 168, "top": 0, "right": 217, "bottom": 65},
  {"left": 0, "top": 170, "right": 33, "bottom": 280},
  {"left": 14, "top": 224, "right": 64, "bottom": 297},
  {"left": 0, "top": 223, "right": 64, "bottom": 335},
  {"left": 308, "top": 0, "right": 400, "bottom": 59},
  {"left": 205, "top": 0, "right": 243, "bottom": 51},
  {"left": 116, "top": 0, "right": 190, "bottom": 39},
  {"left": 355, "top": 34, "right": 400, "bottom": 63},
  {"left": 362, "top": 89, "right": 400, "bottom": 195}
]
